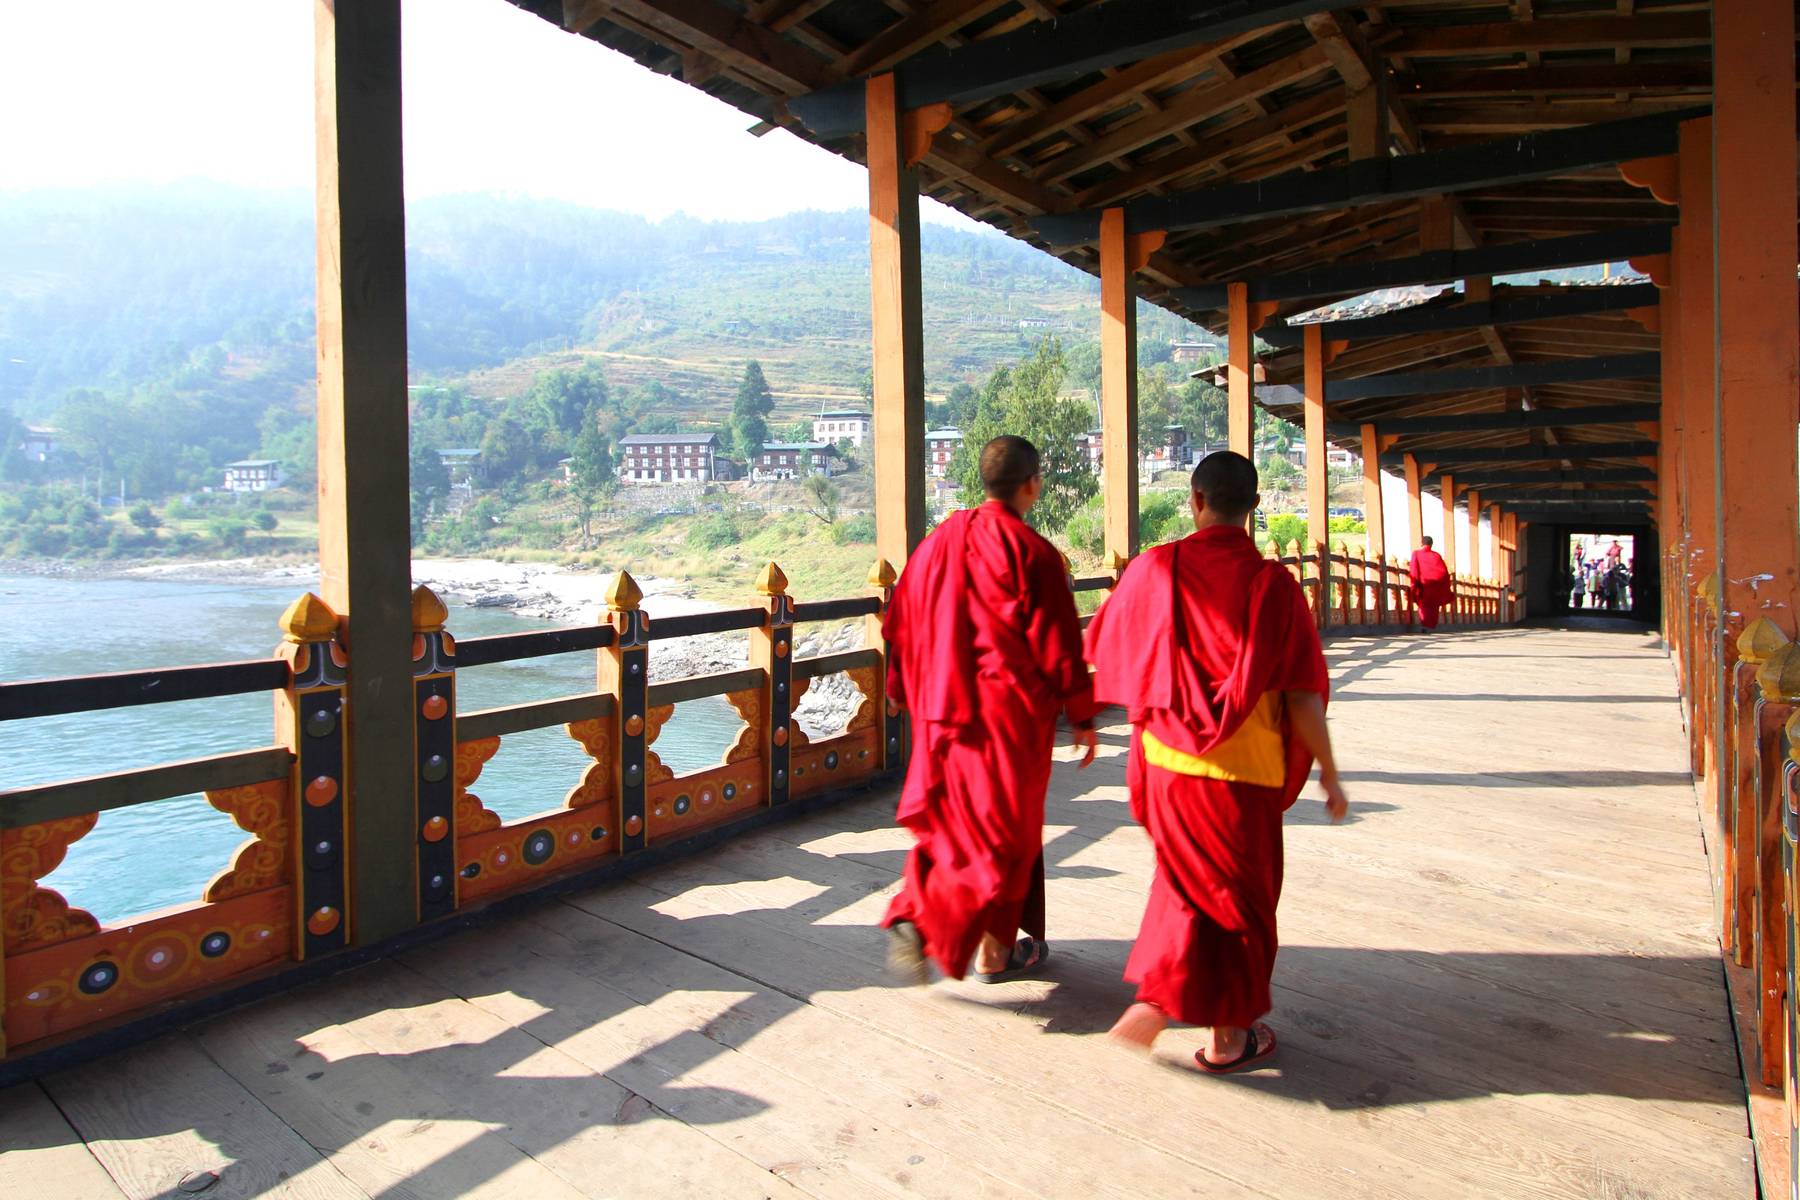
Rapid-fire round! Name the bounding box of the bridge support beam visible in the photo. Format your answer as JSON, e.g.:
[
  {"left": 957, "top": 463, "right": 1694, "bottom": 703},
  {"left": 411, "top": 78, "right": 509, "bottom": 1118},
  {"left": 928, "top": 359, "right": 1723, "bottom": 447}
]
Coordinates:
[
  {"left": 1100, "top": 208, "right": 1139, "bottom": 562},
  {"left": 866, "top": 73, "right": 928, "bottom": 571},
  {"left": 1227, "top": 282, "right": 1255, "bottom": 458},
  {"left": 1404, "top": 453, "right": 1424, "bottom": 550},
  {"left": 1360, "top": 423, "right": 1386, "bottom": 571},
  {"left": 313, "top": 0, "right": 418, "bottom": 945},
  {"left": 1304, "top": 326, "right": 1329, "bottom": 559},
  {"left": 1439, "top": 474, "right": 1457, "bottom": 607}
]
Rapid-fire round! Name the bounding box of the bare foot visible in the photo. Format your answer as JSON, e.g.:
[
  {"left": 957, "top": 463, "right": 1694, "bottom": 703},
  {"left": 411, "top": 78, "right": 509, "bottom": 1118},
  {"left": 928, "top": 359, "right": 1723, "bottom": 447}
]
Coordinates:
[
  {"left": 1203, "top": 1025, "right": 1248, "bottom": 1064},
  {"left": 972, "top": 932, "right": 1009, "bottom": 976},
  {"left": 1107, "top": 1002, "right": 1168, "bottom": 1052}
]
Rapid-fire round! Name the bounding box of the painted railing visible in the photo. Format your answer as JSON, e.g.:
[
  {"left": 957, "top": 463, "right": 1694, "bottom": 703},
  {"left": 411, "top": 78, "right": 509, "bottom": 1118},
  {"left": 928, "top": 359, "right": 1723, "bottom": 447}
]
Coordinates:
[
  {"left": 0, "top": 559, "right": 920, "bottom": 1066},
  {"left": 1262, "top": 538, "right": 1513, "bottom": 632}
]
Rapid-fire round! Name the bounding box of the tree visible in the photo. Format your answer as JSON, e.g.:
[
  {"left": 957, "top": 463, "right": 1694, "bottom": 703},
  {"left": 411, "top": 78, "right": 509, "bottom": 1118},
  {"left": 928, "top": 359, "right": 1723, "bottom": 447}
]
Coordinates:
[
  {"left": 732, "top": 360, "right": 775, "bottom": 460},
  {"left": 567, "top": 401, "right": 615, "bottom": 544},
  {"left": 951, "top": 338, "right": 1097, "bottom": 535},
  {"left": 524, "top": 362, "right": 610, "bottom": 453},
  {"left": 409, "top": 441, "right": 452, "bottom": 529},
  {"left": 251, "top": 509, "right": 278, "bottom": 538},
  {"left": 801, "top": 473, "right": 840, "bottom": 525},
  {"left": 1137, "top": 366, "right": 1174, "bottom": 460},
  {"left": 128, "top": 503, "right": 162, "bottom": 532},
  {"left": 206, "top": 513, "right": 250, "bottom": 551},
  {"left": 944, "top": 382, "right": 979, "bottom": 429},
  {"left": 478, "top": 416, "right": 532, "bottom": 481}
]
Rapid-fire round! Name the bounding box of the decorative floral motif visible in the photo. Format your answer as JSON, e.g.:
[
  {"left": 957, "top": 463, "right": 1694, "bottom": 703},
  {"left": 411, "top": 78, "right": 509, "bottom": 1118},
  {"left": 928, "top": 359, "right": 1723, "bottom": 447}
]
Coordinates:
[
  {"left": 563, "top": 719, "right": 612, "bottom": 810},
  {"left": 642, "top": 702, "right": 677, "bottom": 786},
  {"left": 2, "top": 814, "right": 101, "bottom": 952},
  {"left": 203, "top": 778, "right": 291, "bottom": 901},
  {"left": 724, "top": 687, "right": 764, "bottom": 764},
  {"left": 455, "top": 737, "right": 503, "bottom": 832},
  {"left": 788, "top": 677, "right": 813, "bottom": 749},
  {"left": 846, "top": 665, "right": 881, "bottom": 734}
]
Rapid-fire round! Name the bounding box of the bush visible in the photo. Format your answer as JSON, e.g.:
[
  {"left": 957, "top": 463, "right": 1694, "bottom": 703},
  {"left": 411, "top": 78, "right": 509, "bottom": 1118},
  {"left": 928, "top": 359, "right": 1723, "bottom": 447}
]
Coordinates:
[
  {"left": 830, "top": 513, "right": 876, "bottom": 545},
  {"left": 686, "top": 511, "right": 743, "bottom": 551},
  {"left": 1138, "top": 492, "right": 1188, "bottom": 548},
  {"left": 1064, "top": 495, "right": 1105, "bottom": 556},
  {"left": 128, "top": 503, "right": 162, "bottom": 532},
  {"left": 1265, "top": 513, "right": 1306, "bottom": 550},
  {"left": 1328, "top": 515, "right": 1366, "bottom": 534},
  {"left": 250, "top": 510, "right": 279, "bottom": 535},
  {"left": 23, "top": 526, "right": 69, "bottom": 556},
  {"left": 207, "top": 514, "right": 251, "bottom": 550}
]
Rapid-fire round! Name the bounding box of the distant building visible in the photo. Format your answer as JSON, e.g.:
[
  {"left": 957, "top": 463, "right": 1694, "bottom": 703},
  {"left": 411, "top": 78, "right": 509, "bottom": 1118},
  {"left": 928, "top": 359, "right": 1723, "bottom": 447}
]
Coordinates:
[
  {"left": 619, "top": 432, "right": 719, "bottom": 483},
  {"left": 437, "top": 448, "right": 483, "bottom": 488},
  {"left": 1017, "top": 316, "right": 1051, "bottom": 330},
  {"left": 18, "top": 425, "right": 58, "bottom": 463},
  {"left": 812, "top": 409, "right": 872, "bottom": 448},
  {"left": 1170, "top": 342, "right": 1216, "bottom": 364},
  {"left": 1142, "top": 424, "right": 1194, "bottom": 476},
  {"left": 1076, "top": 429, "right": 1104, "bottom": 475},
  {"left": 753, "top": 441, "right": 843, "bottom": 481},
  {"left": 222, "top": 459, "right": 283, "bottom": 493},
  {"left": 1290, "top": 442, "right": 1358, "bottom": 470},
  {"left": 925, "top": 429, "right": 963, "bottom": 480},
  {"left": 712, "top": 457, "right": 744, "bottom": 482}
]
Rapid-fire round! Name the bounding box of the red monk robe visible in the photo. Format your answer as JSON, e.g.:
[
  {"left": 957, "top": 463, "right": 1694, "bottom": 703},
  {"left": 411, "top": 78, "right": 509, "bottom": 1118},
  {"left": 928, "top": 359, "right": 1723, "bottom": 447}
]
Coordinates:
[
  {"left": 881, "top": 500, "right": 1098, "bottom": 979},
  {"left": 1085, "top": 523, "right": 1329, "bottom": 1035},
  {"left": 1408, "top": 543, "right": 1453, "bottom": 630}
]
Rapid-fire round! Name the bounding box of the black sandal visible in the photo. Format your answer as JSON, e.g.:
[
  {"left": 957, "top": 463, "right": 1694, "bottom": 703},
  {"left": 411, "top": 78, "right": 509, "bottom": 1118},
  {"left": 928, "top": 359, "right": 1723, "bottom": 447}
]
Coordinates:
[
  {"left": 1196, "top": 1022, "right": 1278, "bottom": 1074},
  {"left": 972, "top": 936, "right": 1050, "bottom": 983}
]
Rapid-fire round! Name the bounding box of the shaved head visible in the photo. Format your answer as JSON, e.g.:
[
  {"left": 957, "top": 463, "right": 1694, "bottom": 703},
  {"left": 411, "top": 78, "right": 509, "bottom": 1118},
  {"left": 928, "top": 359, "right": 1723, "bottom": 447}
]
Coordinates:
[
  {"left": 1190, "top": 451, "right": 1258, "bottom": 521},
  {"left": 980, "top": 435, "right": 1040, "bottom": 501}
]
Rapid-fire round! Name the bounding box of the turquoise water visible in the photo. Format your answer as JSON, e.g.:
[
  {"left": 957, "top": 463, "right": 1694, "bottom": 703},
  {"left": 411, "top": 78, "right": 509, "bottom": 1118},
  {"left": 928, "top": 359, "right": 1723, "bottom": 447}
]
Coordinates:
[{"left": 0, "top": 573, "right": 743, "bottom": 924}]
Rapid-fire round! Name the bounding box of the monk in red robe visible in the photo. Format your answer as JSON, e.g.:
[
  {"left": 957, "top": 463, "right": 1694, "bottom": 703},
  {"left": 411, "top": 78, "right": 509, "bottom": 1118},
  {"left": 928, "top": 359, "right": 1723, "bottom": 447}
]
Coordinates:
[
  {"left": 1086, "top": 451, "right": 1346, "bottom": 1072},
  {"left": 1409, "top": 535, "right": 1453, "bottom": 631},
  {"left": 882, "top": 435, "right": 1099, "bottom": 984}
]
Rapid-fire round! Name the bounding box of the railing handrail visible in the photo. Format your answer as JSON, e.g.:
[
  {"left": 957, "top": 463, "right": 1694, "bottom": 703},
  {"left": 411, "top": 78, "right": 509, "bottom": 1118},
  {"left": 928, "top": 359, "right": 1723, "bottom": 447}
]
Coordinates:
[
  {"left": 0, "top": 658, "right": 291, "bottom": 722},
  {"left": 0, "top": 745, "right": 293, "bottom": 829}
]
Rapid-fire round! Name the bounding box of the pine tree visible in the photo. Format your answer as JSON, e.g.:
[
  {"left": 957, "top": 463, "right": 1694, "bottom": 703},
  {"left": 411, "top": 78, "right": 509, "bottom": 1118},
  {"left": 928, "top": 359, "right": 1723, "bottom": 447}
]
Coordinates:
[
  {"left": 732, "top": 360, "right": 775, "bottom": 460},
  {"left": 567, "top": 401, "right": 615, "bottom": 545}
]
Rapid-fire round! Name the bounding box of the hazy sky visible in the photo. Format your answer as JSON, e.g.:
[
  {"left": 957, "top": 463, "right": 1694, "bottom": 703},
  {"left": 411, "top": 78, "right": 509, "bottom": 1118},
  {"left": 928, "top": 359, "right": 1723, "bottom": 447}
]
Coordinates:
[{"left": 0, "top": 0, "right": 977, "bottom": 227}]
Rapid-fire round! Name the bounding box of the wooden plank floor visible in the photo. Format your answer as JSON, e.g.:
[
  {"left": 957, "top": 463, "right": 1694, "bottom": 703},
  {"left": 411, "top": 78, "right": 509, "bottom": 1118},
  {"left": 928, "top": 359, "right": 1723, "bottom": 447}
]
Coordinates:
[{"left": 1, "top": 623, "right": 1755, "bottom": 1198}]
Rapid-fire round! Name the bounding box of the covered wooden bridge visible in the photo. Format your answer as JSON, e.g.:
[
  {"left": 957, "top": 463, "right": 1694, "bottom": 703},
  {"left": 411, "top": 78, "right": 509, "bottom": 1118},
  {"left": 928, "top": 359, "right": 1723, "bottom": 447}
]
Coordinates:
[{"left": 2, "top": 2, "right": 1795, "bottom": 1196}]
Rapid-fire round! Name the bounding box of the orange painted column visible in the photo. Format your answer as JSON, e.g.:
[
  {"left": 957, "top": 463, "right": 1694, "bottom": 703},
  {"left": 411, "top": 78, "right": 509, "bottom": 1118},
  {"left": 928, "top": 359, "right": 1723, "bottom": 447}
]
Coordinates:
[
  {"left": 1403, "top": 453, "right": 1424, "bottom": 549},
  {"left": 1304, "top": 326, "right": 1329, "bottom": 558},
  {"left": 1359, "top": 425, "right": 1387, "bottom": 623},
  {"left": 1439, "top": 474, "right": 1457, "bottom": 621},
  {"left": 1716, "top": 0, "right": 1799, "bottom": 1087},
  {"left": 1227, "top": 282, "right": 1255, "bottom": 458},
  {"left": 866, "top": 73, "right": 928, "bottom": 571},
  {"left": 1659, "top": 247, "right": 1686, "bottom": 677},
  {"left": 1098, "top": 208, "right": 1139, "bottom": 562},
  {"left": 1464, "top": 488, "right": 1481, "bottom": 582}
]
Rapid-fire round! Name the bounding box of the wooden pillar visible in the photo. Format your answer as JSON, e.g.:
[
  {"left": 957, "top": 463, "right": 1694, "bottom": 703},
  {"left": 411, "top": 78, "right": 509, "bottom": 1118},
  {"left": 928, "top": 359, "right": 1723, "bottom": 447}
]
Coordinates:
[
  {"left": 1465, "top": 489, "right": 1482, "bottom": 582},
  {"left": 1359, "top": 422, "right": 1386, "bottom": 569},
  {"left": 1304, "top": 326, "right": 1329, "bottom": 555},
  {"left": 1227, "top": 282, "right": 1255, "bottom": 457},
  {"left": 1347, "top": 79, "right": 1387, "bottom": 162},
  {"left": 1678, "top": 119, "right": 1721, "bottom": 778},
  {"left": 1716, "top": 0, "right": 1800, "bottom": 1088},
  {"left": 1660, "top": 243, "right": 1686, "bottom": 664},
  {"left": 1440, "top": 474, "right": 1458, "bottom": 616},
  {"left": 314, "top": 0, "right": 418, "bottom": 946},
  {"left": 1100, "top": 208, "right": 1139, "bottom": 562},
  {"left": 866, "top": 73, "right": 927, "bottom": 571},
  {"left": 1404, "top": 453, "right": 1424, "bottom": 549}
]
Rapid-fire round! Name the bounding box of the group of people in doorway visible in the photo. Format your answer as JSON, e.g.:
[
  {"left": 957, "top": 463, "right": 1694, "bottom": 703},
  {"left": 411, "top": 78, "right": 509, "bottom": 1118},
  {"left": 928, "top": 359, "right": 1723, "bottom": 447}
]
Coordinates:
[
  {"left": 876, "top": 438, "right": 1347, "bottom": 1074},
  {"left": 1570, "top": 539, "right": 1633, "bottom": 611}
]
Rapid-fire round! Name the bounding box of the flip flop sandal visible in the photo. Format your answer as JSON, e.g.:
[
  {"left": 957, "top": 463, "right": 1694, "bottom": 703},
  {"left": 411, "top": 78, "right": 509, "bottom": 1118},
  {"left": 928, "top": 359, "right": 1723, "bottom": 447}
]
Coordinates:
[
  {"left": 885, "top": 921, "right": 929, "bottom": 986},
  {"left": 973, "top": 936, "right": 1050, "bottom": 983},
  {"left": 1196, "top": 1022, "right": 1278, "bottom": 1075}
]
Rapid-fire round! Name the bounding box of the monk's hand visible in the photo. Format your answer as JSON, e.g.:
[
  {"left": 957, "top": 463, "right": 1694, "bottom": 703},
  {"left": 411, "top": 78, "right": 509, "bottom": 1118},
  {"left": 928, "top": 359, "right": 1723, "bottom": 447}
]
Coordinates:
[
  {"left": 1321, "top": 768, "right": 1349, "bottom": 824},
  {"left": 1072, "top": 725, "right": 1098, "bottom": 768}
]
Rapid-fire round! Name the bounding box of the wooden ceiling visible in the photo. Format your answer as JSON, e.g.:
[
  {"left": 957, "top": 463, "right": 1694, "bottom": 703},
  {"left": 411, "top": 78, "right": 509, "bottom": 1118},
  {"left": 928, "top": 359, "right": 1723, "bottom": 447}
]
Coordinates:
[{"left": 505, "top": 1, "right": 1727, "bottom": 508}]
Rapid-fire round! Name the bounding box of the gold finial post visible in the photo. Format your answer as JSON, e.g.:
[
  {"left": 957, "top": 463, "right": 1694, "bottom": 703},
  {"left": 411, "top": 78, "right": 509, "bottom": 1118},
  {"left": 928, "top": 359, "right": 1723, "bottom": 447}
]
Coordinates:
[
  {"left": 868, "top": 557, "right": 897, "bottom": 589},
  {"left": 756, "top": 561, "right": 789, "bottom": 597},
  {"left": 1757, "top": 643, "right": 1800, "bottom": 704},
  {"left": 1738, "top": 616, "right": 1789, "bottom": 664},
  {"left": 410, "top": 584, "right": 449, "bottom": 633},
  {"left": 279, "top": 592, "right": 339, "bottom": 643},
  {"left": 604, "top": 570, "right": 643, "bottom": 612}
]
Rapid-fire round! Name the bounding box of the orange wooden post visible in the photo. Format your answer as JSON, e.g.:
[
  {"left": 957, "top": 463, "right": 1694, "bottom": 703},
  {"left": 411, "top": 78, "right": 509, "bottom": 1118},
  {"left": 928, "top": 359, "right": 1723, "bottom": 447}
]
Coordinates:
[
  {"left": 277, "top": 593, "right": 352, "bottom": 959},
  {"left": 1464, "top": 488, "right": 1482, "bottom": 584},
  {"left": 867, "top": 558, "right": 905, "bottom": 772},
  {"left": 598, "top": 571, "right": 651, "bottom": 853},
  {"left": 1439, "top": 474, "right": 1457, "bottom": 621},
  {"left": 1304, "top": 324, "right": 1330, "bottom": 616},
  {"left": 1360, "top": 423, "right": 1387, "bottom": 623},
  {"left": 1227, "top": 282, "right": 1255, "bottom": 458},
  {"left": 866, "top": 73, "right": 928, "bottom": 571},
  {"left": 1097, "top": 210, "right": 1166, "bottom": 561},
  {"left": 1717, "top": 0, "right": 1800, "bottom": 1091},
  {"left": 314, "top": 0, "right": 419, "bottom": 945},
  {"left": 1404, "top": 453, "right": 1424, "bottom": 551},
  {"left": 409, "top": 585, "right": 457, "bottom": 923}
]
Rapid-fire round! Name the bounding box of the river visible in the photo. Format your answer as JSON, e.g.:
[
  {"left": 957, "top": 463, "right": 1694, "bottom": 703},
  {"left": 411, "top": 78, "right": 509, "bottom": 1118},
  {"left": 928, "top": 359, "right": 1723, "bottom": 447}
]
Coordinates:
[{"left": 0, "top": 572, "right": 751, "bottom": 924}]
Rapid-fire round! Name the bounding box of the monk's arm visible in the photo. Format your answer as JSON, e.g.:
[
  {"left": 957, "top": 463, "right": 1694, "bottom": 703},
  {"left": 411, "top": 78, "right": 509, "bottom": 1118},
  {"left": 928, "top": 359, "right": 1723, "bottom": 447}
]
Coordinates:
[{"left": 1284, "top": 690, "right": 1348, "bottom": 820}]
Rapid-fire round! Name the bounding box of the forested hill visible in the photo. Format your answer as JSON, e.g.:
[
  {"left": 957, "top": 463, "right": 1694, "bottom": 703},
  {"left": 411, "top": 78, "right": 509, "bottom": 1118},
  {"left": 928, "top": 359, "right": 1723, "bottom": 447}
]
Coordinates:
[{"left": 0, "top": 183, "right": 1207, "bottom": 414}]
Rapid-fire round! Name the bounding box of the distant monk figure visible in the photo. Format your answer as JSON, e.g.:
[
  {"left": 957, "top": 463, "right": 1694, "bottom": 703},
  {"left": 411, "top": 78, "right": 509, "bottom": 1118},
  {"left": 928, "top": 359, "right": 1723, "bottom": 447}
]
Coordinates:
[
  {"left": 1085, "top": 451, "right": 1346, "bottom": 1072},
  {"left": 881, "top": 435, "right": 1099, "bottom": 985},
  {"left": 1408, "top": 535, "right": 1453, "bottom": 631}
]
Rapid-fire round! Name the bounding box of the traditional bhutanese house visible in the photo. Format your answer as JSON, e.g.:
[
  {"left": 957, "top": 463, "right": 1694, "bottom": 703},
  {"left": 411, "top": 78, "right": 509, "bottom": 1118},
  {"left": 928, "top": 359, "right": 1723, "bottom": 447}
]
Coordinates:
[
  {"left": 19, "top": 425, "right": 59, "bottom": 463},
  {"left": 925, "top": 428, "right": 963, "bottom": 479},
  {"left": 220, "top": 459, "right": 283, "bottom": 493},
  {"left": 811, "top": 409, "right": 872, "bottom": 447},
  {"left": 618, "top": 432, "right": 719, "bottom": 483},
  {"left": 436, "top": 448, "right": 483, "bottom": 489},
  {"left": 753, "top": 441, "right": 843, "bottom": 481}
]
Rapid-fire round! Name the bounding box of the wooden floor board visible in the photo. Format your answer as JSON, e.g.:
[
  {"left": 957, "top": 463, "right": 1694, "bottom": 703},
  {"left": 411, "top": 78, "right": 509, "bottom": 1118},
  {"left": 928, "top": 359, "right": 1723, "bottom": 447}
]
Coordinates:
[
  {"left": 0, "top": 1082, "right": 127, "bottom": 1199},
  {"left": 22, "top": 623, "right": 1758, "bottom": 1198}
]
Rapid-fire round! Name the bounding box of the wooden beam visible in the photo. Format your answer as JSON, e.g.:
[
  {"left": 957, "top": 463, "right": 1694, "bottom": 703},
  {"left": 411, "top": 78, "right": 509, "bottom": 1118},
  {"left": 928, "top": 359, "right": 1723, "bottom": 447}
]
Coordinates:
[
  {"left": 1032, "top": 108, "right": 1702, "bottom": 244},
  {"left": 314, "top": 0, "right": 419, "bottom": 947},
  {"left": 839, "top": 0, "right": 1011, "bottom": 79},
  {"left": 1360, "top": 423, "right": 1386, "bottom": 563},
  {"left": 568, "top": 0, "right": 833, "bottom": 94},
  {"left": 867, "top": 74, "right": 928, "bottom": 569},
  {"left": 1402, "top": 62, "right": 1711, "bottom": 100},
  {"left": 984, "top": 44, "right": 1224, "bottom": 160},
  {"left": 1440, "top": 473, "right": 1458, "bottom": 580},
  {"left": 1453, "top": 468, "right": 1655, "bottom": 485},
  {"left": 1326, "top": 353, "right": 1660, "bottom": 403},
  {"left": 1329, "top": 403, "right": 1660, "bottom": 437},
  {"left": 1404, "top": 452, "right": 1424, "bottom": 549},
  {"left": 788, "top": 0, "right": 1341, "bottom": 138},
  {"left": 1386, "top": 440, "right": 1658, "bottom": 466},
  {"left": 1262, "top": 283, "right": 1663, "bottom": 347},
  {"left": 1387, "top": 13, "right": 1710, "bottom": 58},
  {"left": 1173, "top": 225, "right": 1671, "bottom": 310},
  {"left": 1100, "top": 208, "right": 1139, "bottom": 562}
]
